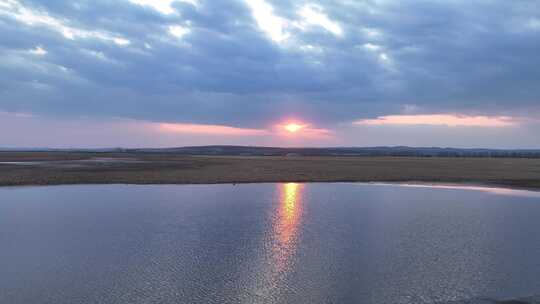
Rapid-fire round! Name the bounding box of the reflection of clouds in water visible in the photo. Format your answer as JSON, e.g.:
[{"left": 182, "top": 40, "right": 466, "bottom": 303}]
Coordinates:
[{"left": 369, "top": 183, "right": 540, "bottom": 198}]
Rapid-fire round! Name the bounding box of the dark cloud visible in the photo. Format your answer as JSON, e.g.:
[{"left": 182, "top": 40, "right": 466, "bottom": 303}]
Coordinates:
[{"left": 0, "top": 0, "right": 539, "bottom": 127}]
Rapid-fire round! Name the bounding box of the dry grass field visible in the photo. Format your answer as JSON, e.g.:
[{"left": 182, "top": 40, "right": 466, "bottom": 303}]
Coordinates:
[{"left": 1, "top": 152, "right": 540, "bottom": 189}]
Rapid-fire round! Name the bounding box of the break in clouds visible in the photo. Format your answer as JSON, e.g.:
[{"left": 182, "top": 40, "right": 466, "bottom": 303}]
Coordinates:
[{"left": 0, "top": 0, "right": 539, "bottom": 147}]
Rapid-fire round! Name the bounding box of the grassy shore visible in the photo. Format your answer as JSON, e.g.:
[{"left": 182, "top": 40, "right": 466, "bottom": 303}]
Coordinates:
[{"left": 1, "top": 152, "right": 540, "bottom": 189}]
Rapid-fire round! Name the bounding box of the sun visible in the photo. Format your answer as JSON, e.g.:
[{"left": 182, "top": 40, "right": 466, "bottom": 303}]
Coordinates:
[{"left": 284, "top": 123, "right": 304, "bottom": 133}]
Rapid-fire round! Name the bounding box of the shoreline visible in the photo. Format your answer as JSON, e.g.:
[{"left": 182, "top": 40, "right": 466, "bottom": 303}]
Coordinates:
[
  {"left": 2, "top": 181, "right": 540, "bottom": 198},
  {"left": 1, "top": 153, "right": 540, "bottom": 190}
]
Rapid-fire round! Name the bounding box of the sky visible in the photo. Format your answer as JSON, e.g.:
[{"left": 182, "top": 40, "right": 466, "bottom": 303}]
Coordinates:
[{"left": 0, "top": 0, "right": 539, "bottom": 148}]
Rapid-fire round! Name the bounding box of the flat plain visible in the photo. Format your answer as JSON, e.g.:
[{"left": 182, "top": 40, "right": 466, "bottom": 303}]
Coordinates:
[{"left": 1, "top": 152, "right": 540, "bottom": 189}]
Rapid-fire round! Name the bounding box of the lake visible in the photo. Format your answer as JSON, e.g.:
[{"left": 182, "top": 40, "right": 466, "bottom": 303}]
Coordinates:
[{"left": 1, "top": 183, "right": 540, "bottom": 304}]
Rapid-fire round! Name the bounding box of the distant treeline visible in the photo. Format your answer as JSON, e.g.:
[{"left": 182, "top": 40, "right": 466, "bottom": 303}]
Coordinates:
[
  {"left": 131, "top": 146, "right": 540, "bottom": 158},
  {"left": 3, "top": 146, "right": 540, "bottom": 158}
]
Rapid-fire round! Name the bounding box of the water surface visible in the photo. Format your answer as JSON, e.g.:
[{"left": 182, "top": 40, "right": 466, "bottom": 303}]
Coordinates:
[{"left": 1, "top": 183, "right": 540, "bottom": 304}]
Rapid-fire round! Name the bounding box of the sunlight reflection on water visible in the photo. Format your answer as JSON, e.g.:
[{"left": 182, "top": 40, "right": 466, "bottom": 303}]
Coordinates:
[
  {"left": 273, "top": 183, "right": 304, "bottom": 273},
  {"left": 241, "top": 183, "right": 305, "bottom": 303}
]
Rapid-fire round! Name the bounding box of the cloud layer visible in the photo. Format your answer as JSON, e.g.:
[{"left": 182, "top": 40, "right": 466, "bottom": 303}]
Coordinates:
[{"left": 0, "top": 0, "right": 539, "bottom": 147}]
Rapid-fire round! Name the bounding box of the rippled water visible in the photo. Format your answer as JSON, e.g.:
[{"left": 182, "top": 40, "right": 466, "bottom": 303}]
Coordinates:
[{"left": 1, "top": 183, "right": 540, "bottom": 304}]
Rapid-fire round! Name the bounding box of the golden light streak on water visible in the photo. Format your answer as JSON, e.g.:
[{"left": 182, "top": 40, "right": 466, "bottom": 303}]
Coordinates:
[
  {"left": 272, "top": 182, "right": 304, "bottom": 273},
  {"left": 241, "top": 183, "right": 305, "bottom": 302}
]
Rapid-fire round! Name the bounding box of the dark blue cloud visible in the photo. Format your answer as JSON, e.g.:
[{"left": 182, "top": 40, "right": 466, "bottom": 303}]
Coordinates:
[{"left": 0, "top": 0, "right": 539, "bottom": 127}]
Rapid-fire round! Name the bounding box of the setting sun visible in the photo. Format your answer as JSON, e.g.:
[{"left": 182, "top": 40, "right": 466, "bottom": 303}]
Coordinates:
[{"left": 284, "top": 123, "right": 304, "bottom": 133}]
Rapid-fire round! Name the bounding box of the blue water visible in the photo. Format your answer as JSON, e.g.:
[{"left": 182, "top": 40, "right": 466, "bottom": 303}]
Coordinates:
[{"left": 1, "top": 183, "right": 539, "bottom": 304}]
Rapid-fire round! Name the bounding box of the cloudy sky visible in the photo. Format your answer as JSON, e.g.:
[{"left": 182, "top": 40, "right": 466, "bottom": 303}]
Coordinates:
[{"left": 1, "top": 0, "right": 539, "bottom": 148}]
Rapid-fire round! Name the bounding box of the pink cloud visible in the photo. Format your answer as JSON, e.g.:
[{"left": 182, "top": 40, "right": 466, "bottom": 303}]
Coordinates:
[
  {"left": 297, "top": 127, "right": 333, "bottom": 138},
  {"left": 354, "top": 114, "right": 519, "bottom": 127},
  {"left": 158, "top": 123, "right": 269, "bottom": 136}
]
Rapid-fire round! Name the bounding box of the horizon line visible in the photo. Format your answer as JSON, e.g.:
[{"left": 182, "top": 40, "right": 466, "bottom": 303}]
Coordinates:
[{"left": 1, "top": 145, "right": 540, "bottom": 152}]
